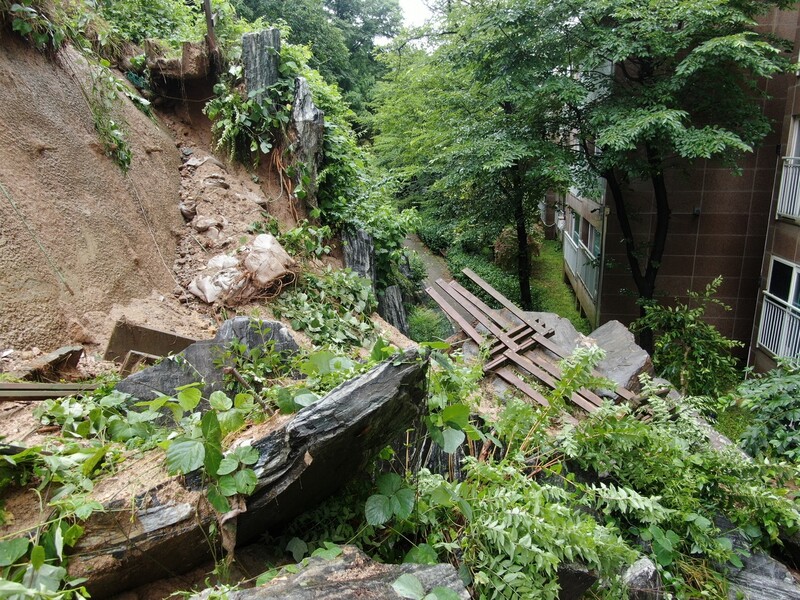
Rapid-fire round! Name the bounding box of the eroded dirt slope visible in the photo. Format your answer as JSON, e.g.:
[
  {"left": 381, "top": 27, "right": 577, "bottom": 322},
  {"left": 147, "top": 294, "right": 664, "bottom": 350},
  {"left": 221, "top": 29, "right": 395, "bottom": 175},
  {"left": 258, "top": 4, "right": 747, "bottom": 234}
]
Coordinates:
[{"left": 0, "top": 34, "right": 183, "bottom": 350}]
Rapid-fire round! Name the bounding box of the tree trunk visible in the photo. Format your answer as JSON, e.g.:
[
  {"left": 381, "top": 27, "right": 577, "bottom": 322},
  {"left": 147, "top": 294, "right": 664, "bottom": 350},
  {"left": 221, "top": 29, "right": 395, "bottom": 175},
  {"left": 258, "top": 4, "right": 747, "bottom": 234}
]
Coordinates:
[
  {"left": 513, "top": 171, "right": 533, "bottom": 311},
  {"left": 603, "top": 153, "right": 672, "bottom": 356}
]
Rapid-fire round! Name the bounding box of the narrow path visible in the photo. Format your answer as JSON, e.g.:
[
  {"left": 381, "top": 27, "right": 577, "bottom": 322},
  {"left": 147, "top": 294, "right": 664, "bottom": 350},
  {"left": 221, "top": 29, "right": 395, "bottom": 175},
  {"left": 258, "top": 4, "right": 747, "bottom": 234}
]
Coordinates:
[
  {"left": 404, "top": 233, "right": 452, "bottom": 290},
  {"left": 403, "top": 234, "right": 472, "bottom": 326}
]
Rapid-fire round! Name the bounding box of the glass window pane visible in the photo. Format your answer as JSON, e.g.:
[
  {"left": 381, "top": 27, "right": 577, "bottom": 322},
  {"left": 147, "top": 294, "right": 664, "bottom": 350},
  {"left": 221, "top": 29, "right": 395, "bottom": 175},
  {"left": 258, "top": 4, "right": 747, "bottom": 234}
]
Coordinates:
[{"left": 769, "top": 260, "right": 792, "bottom": 301}]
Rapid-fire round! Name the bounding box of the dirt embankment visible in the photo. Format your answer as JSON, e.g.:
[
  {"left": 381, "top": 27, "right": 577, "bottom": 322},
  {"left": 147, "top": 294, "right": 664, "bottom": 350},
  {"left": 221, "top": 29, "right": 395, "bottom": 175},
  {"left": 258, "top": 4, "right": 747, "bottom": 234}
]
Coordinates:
[{"left": 0, "top": 34, "right": 184, "bottom": 351}]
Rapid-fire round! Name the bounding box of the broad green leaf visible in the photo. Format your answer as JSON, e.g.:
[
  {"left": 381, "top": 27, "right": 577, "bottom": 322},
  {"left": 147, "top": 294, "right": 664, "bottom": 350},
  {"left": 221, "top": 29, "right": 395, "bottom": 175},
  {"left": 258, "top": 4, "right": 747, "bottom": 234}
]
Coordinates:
[
  {"left": 30, "top": 545, "right": 45, "bottom": 570},
  {"left": 207, "top": 485, "right": 231, "bottom": 513},
  {"left": 404, "top": 543, "right": 438, "bottom": 565},
  {"left": 177, "top": 387, "right": 202, "bottom": 411},
  {"left": 427, "top": 588, "right": 462, "bottom": 600},
  {"left": 365, "top": 494, "right": 393, "bottom": 526},
  {"left": 234, "top": 392, "right": 255, "bottom": 410},
  {"left": 441, "top": 404, "right": 470, "bottom": 429},
  {"left": 234, "top": 444, "right": 260, "bottom": 465},
  {"left": 311, "top": 542, "right": 343, "bottom": 560},
  {"left": 294, "top": 391, "right": 320, "bottom": 408},
  {"left": 218, "top": 409, "right": 245, "bottom": 436},
  {"left": 286, "top": 537, "right": 308, "bottom": 562},
  {"left": 201, "top": 410, "right": 222, "bottom": 447},
  {"left": 441, "top": 428, "right": 466, "bottom": 454},
  {"left": 209, "top": 391, "right": 233, "bottom": 411},
  {"left": 81, "top": 445, "right": 108, "bottom": 477},
  {"left": 392, "top": 487, "right": 416, "bottom": 520},
  {"left": 217, "top": 457, "right": 239, "bottom": 476},
  {"left": 377, "top": 472, "right": 404, "bottom": 496},
  {"left": 233, "top": 468, "right": 258, "bottom": 495},
  {"left": 0, "top": 537, "right": 29, "bottom": 567},
  {"left": 165, "top": 439, "right": 205, "bottom": 475},
  {"left": 392, "top": 573, "right": 425, "bottom": 599},
  {"left": 218, "top": 474, "right": 238, "bottom": 497},
  {"left": 255, "top": 568, "right": 280, "bottom": 586}
]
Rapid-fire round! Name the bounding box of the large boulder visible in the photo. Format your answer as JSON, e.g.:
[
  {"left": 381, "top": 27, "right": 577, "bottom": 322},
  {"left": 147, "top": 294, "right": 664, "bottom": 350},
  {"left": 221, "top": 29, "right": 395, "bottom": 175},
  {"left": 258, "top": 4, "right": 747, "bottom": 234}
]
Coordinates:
[
  {"left": 192, "top": 545, "right": 469, "bottom": 599},
  {"left": 0, "top": 350, "right": 429, "bottom": 597},
  {"left": 115, "top": 317, "right": 299, "bottom": 402},
  {"left": 343, "top": 228, "right": 377, "bottom": 291},
  {"left": 588, "top": 320, "right": 653, "bottom": 393},
  {"left": 288, "top": 77, "right": 324, "bottom": 209},
  {"left": 378, "top": 285, "right": 409, "bottom": 336},
  {"left": 241, "top": 29, "right": 281, "bottom": 104}
]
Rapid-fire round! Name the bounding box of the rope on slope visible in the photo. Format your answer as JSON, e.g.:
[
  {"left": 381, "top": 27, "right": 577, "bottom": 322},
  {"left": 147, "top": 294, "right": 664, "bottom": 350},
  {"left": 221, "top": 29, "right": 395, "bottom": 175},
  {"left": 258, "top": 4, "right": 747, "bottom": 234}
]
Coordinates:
[{"left": 0, "top": 179, "right": 75, "bottom": 296}]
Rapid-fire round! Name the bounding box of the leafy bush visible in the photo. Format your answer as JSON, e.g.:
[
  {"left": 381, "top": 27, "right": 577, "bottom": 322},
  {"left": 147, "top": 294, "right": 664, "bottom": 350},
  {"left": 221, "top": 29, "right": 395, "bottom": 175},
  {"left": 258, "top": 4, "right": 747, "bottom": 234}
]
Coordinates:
[
  {"left": 559, "top": 391, "right": 800, "bottom": 580},
  {"left": 407, "top": 306, "right": 451, "bottom": 343},
  {"left": 632, "top": 277, "right": 742, "bottom": 397},
  {"left": 273, "top": 267, "right": 377, "bottom": 348},
  {"left": 98, "top": 0, "right": 201, "bottom": 46},
  {"left": 493, "top": 223, "right": 544, "bottom": 272},
  {"left": 735, "top": 360, "right": 800, "bottom": 460}
]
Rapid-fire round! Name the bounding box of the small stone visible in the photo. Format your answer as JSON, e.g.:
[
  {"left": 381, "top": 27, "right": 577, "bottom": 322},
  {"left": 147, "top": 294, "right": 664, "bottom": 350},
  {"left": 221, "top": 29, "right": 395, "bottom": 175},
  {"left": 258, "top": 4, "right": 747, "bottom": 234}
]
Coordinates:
[
  {"left": 181, "top": 147, "right": 194, "bottom": 156},
  {"left": 194, "top": 217, "right": 220, "bottom": 232},
  {"left": 205, "top": 226, "right": 220, "bottom": 240}
]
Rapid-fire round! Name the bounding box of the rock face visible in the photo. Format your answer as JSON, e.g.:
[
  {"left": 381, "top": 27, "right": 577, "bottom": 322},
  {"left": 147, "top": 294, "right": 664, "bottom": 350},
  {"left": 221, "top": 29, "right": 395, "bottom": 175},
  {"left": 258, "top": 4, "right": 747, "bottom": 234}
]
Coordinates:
[
  {"left": 48, "top": 350, "right": 429, "bottom": 597},
  {"left": 242, "top": 29, "right": 281, "bottom": 104},
  {"left": 727, "top": 550, "right": 800, "bottom": 599},
  {"left": 378, "top": 285, "right": 409, "bottom": 336},
  {"left": 623, "top": 557, "right": 663, "bottom": 600},
  {"left": 343, "top": 228, "right": 377, "bottom": 290},
  {"left": 289, "top": 77, "right": 324, "bottom": 209},
  {"left": 589, "top": 320, "right": 653, "bottom": 392},
  {"left": 193, "top": 545, "right": 469, "bottom": 599},
  {"left": 115, "top": 317, "right": 299, "bottom": 402}
]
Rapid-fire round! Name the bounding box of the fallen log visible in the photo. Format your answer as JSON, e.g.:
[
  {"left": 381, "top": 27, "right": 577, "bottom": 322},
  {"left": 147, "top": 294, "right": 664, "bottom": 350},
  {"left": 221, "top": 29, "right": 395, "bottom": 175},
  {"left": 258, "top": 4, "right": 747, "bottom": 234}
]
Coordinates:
[{"left": 0, "top": 350, "right": 428, "bottom": 598}]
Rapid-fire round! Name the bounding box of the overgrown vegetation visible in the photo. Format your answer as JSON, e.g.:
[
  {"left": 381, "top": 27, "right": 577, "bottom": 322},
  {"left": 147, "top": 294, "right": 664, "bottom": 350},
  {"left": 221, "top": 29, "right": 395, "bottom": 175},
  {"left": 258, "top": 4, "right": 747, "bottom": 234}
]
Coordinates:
[
  {"left": 632, "top": 277, "right": 743, "bottom": 397},
  {"left": 275, "top": 346, "right": 800, "bottom": 599}
]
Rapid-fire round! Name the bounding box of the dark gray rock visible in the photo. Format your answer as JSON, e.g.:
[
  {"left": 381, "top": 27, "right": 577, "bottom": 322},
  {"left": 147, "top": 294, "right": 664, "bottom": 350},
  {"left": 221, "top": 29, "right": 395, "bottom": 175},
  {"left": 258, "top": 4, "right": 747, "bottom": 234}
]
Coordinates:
[
  {"left": 289, "top": 77, "right": 324, "bottom": 209},
  {"left": 66, "top": 351, "right": 428, "bottom": 597},
  {"left": 343, "top": 228, "right": 377, "bottom": 290},
  {"left": 192, "top": 545, "right": 469, "bottom": 599},
  {"left": 115, "top": 317, "right": 298, "bottom": 402},
  {"left": 588, "top": 320, "right": 653, "bottom": 393},
  {"left": 727, "top": 550, "right": 800, "bottom": 599},
  {"left": 378, "top": 285, "right": 409, "bottom": 336},
  {"left": 557, "top": 562, "right": 598, "bottom": 599},
  {"left": 623, "top": 557, "right": 663, "bottom": 599},
  {"left": 242, "top": 29, "right": 281, "bottom": 104}
]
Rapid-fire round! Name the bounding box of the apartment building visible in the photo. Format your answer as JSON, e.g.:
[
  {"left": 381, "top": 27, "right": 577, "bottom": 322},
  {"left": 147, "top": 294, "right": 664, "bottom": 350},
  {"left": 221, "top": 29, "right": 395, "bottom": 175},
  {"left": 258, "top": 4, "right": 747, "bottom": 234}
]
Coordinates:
[{"left": 561, "top": 7, "right": 800, "bottom": 367}]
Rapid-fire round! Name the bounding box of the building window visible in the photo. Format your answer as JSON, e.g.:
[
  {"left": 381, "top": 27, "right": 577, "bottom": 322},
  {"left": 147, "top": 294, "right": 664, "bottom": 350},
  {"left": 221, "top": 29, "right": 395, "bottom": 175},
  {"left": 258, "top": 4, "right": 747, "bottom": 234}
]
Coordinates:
[
  {"left": 777, "top": 117, "right": 800, "bottom": 220},
  {"left": 758, "top": 258, "right": 800, "bottom": 358}
]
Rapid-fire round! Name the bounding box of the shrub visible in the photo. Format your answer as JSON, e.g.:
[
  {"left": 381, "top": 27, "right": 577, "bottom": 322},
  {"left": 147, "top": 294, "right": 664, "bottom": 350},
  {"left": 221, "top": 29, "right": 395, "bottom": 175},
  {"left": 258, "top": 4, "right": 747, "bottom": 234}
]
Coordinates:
[
  {"left": 631, "top": 277, "right": 742, "bottom": 397},
  {"left": 493, "top": 223, "right": 544, "bottom": 272},
  {"left": 735, "top": 360, "right": 800, "bottom": 460},
  {"left": 407, "top": 306, "right": 451, "bottom": 342}
]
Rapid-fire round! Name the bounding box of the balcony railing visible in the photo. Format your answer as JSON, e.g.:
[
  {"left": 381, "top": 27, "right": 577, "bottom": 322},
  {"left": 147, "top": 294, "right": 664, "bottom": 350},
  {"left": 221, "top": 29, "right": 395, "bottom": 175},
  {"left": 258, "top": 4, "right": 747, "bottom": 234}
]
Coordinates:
[
  {"left": 564, "top": 234, "right": 599, "bottom": 301},
  {"left": 758, "top": 295, "right": 800, "bottom": 359},
  {"left": 777, "top": 157, "right": 800, "bottom": 220}
]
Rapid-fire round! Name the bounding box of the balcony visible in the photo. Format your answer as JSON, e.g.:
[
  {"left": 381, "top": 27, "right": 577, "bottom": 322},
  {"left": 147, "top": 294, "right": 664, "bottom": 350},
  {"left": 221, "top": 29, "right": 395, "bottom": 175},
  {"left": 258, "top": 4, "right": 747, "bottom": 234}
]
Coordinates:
[
  {"left": 564, "top": 234, "right": 599, "bottom": 301},
  {"left": 777, "top": 157, "right": 800, "bottom": 221},
  {"left": 758, "top": 295, "right": 800, "bottom": 359}
]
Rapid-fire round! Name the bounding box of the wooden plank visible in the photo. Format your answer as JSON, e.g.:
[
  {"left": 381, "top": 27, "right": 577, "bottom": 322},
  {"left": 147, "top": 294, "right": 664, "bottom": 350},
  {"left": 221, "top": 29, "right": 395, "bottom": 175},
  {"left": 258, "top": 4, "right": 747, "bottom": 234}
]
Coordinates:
[
  {"left": 521, "top": 350, "right": 605, "bottom": 408},
  {"left": 461, "top": 268, "right": 552, "bottom": 336},
  {"left": 436, "top": 279, "right": 521, "bottom": 351},
  {"left": 494, "top": 367, "right": 549, "bottom": 408},
  {"left": 495, "top": 368, "right": 578, "bottom": 426},
  {"left": 425, "top": 286, "right": 485, "bottom": 345},
  {"left": 0, "top": 383, "right": 101, "bottom": 391},
  {"left": 447, "top": 280, "right": 514, "bottom": 330},
  {"left": 505, "top": 352, "right": 598, "bottom": 414}
]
